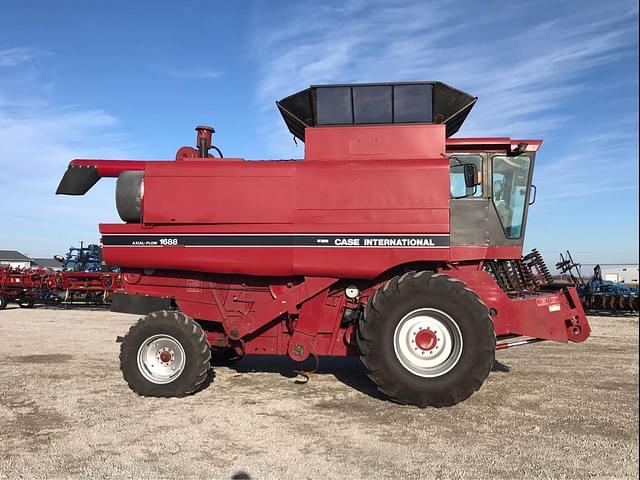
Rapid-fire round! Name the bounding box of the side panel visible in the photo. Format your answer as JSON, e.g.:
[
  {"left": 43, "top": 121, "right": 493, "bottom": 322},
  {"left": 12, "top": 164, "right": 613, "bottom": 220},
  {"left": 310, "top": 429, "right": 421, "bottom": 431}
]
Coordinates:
[
  {"left": 304, "top": 124, "right": 446, "bottom": 161},
  {"left": 100, "top": 229, "right": 449, "bottom": 279},
  {"left": 295, "top": 158, "right": 449, "bottom": 217},
  {"left": 101, "top": 152, "right": 452, "bottom": 278},
  {"left": 143, "top": 162, "right": 296, "bottom": 225},
  {"left": 293, "top": 157, "right": 450, "bottom": 276}
]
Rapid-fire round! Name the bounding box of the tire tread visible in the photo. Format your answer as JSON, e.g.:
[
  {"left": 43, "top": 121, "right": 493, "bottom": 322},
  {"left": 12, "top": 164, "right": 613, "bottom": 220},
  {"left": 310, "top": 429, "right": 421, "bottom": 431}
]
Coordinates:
[
  {"left": 119, "top": 310, "right": 212, "bottom": 397},
  {"left": 358, "top": 271, "right": 495, "bottom": 407}
]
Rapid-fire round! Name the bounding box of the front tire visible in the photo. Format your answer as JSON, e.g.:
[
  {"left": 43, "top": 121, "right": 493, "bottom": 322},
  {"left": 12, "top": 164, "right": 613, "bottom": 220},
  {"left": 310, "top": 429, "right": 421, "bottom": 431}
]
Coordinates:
[
  {"left": 0, "top": 295, "right": 7, "bottom": 310},
  {"left": 120, "top": 310, "right": 211, "bottom": 397},
  {"left": 357, "top": 272, "right": 495, "bottom": 407}
]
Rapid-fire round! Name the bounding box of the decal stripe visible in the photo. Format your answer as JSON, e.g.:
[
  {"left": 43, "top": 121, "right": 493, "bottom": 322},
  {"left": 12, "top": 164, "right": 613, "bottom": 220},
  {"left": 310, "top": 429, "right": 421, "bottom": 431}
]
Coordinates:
[{"left": 102, "top": 234, "right": 449, "bottom": 248}]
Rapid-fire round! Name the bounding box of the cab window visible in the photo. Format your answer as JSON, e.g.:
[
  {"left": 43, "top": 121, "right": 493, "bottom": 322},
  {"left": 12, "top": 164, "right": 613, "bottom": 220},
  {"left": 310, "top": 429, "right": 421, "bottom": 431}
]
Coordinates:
[
  {"left": 492, "top": 155, "right": 532, "bottom": 238},
  {"left": 450, "top": 154, "right": 482, "bottom": 198}
]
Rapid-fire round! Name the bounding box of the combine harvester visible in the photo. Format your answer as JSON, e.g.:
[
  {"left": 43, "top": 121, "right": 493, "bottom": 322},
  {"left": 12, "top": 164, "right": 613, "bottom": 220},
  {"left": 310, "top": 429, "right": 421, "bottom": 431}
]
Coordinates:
[{"left": 57, "top": 81, "right": 590, "bottom": 407}]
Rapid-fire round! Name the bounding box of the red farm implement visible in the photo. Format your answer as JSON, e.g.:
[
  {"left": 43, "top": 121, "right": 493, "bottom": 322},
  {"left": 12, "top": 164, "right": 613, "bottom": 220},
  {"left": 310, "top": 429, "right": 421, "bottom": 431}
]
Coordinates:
[
  {"left": 56, "top": 81, "right": 590, "bottom": 407},
  {"left": 0, "top": 267, "right": 122, "bottom": 308},
  {"left": 45, "top": 271, "right": 123, "bottom": 305},
  {"left": 0, "top": 266, "right": 49, "bottom": 308}
]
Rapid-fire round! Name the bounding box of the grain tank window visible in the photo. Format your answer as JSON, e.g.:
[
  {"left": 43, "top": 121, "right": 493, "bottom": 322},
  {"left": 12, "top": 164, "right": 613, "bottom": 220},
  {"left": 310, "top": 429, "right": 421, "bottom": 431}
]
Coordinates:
[
  {"left": 492, "top": 155, "right": 532, "bottom": 239},
  {"left": 353, "top": 86, "right": 392, "bottom": 123},
  {"left": 450, "top": 155, "right": 482, "bottom": 198},
  {"left": 314, "top": 83, "right": 437, "bottom": 126},
  {"left": 394, "top": 84, "right": 433, "bottom": 122},
  {"left": 316, "top": 87, "right": 353, "bottom": 124}
]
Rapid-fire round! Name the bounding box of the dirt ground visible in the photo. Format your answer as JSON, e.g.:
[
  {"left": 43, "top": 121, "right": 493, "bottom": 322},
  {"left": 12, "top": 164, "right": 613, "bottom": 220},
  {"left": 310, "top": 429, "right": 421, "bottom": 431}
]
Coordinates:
[{"left": 0, "top": 307, "right": 637, "bottom": 480}]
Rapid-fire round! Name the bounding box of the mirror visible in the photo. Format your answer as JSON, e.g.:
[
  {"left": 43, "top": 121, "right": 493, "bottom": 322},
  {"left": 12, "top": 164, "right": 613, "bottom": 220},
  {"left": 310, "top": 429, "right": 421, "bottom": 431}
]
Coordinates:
[
  {"left": 463, "top": 163, "right": 479, "bottom": 188},
  {"left": 450, "top": 155, "right": 482, "bottom": 199},
  {"left": 450, "top": 163, "right": 480, "bottom": 198}
]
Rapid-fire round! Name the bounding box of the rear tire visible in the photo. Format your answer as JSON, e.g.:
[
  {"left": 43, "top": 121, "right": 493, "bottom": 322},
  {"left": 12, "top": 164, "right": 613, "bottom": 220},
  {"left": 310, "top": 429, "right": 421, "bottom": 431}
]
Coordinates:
[
  {"left": 0, "top": 295, "right": 7, "bottom": 310},
  {"left": 120, "top": 310, "right": 211, "bottom": 397},
  {"left": 357, "top": 271, "right": 495, "bottom": 407}
]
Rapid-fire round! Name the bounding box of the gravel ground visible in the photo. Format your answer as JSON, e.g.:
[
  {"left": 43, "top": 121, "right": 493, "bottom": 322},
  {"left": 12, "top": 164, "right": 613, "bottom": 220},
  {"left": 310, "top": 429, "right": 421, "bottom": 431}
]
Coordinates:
[{"left": 0, "top": 307, "right": 637, "bottom": 479}]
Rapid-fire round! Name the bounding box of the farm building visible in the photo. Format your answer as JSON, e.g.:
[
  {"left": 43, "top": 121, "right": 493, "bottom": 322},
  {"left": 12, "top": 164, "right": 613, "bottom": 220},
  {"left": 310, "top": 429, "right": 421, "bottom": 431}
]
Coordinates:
[
  {"left": 0, "top": 250, "right": 32, "bottom": 269},
  {"left": 582, "top": 264, "right": 639, "bottom": 285},
  {"left": 31, "top": 258, "right": 64, "bottom": 271}
]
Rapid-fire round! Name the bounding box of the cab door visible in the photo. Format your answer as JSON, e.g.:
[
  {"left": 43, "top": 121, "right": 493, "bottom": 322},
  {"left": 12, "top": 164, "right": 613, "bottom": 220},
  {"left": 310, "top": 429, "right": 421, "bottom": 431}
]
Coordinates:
[{"left": 449, "top": 154, "right": 490, "bottom": 246}]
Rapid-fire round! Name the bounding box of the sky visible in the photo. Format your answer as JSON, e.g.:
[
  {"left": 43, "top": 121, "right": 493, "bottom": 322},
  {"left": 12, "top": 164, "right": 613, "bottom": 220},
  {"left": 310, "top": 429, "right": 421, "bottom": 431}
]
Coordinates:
[{"left": 0, "top": 0, "right": 638, "bottom": 265}]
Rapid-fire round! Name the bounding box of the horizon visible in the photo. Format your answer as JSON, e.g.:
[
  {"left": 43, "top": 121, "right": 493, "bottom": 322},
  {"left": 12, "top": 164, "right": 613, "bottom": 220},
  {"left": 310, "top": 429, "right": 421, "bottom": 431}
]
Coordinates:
[{"left": 1, "top": 0, "right": 638, "bottom": 265}]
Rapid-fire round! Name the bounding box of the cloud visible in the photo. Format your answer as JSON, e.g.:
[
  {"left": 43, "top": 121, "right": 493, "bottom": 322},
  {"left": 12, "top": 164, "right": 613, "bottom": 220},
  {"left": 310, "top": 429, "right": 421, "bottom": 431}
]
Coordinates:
[
  {"left": 0, "top": 48, "right": 136, "bottom": 257},
  {"left": 251, "top": 0, "right": 638, "bottom": 155},
  {"left": 249, "top": 0, "right": 638, "bottom": 265},
  {"left": 533, "top": 120, "right": 639, "bottom": 202},
  {"left": 0, "top": 47, "right": 43, "bottom": 67},
  {"left": 150, "top": 65, "right": 222, "bottom": 79}
]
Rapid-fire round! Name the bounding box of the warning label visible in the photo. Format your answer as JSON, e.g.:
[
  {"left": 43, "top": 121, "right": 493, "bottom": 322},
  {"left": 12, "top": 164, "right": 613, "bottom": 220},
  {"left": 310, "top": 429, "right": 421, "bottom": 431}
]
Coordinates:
[{"left": 536, "top": 298, "right": 549, "bottom": 307}]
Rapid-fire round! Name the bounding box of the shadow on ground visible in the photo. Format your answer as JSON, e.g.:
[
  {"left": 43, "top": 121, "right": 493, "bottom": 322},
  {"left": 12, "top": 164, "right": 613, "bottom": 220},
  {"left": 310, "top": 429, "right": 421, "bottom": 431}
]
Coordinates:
[
  {"left": 6, "top": 303, "right": 112, "bottom": 312},
  {"left": 219, "top": 354, "right": 512, "bottom": 402},
  {"left": 227, "top": 354, "right": 389, "bottom": 401}
]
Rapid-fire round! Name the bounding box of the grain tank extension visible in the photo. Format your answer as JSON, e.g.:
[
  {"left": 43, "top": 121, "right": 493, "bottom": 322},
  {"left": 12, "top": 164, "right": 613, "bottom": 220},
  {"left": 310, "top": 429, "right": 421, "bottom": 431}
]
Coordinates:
[{"left": 57, "top": 81, "right": 590, "bottom": 407}]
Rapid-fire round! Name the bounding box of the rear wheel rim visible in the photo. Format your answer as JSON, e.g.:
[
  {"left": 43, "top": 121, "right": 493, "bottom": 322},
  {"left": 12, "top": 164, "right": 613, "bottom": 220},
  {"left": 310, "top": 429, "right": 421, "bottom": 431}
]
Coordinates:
[
  {"left": 137, "top": 334, "right": 186, "bottom": 384},
  {"left": 393, "top": 308, "right": 463, "bottom": 378}
]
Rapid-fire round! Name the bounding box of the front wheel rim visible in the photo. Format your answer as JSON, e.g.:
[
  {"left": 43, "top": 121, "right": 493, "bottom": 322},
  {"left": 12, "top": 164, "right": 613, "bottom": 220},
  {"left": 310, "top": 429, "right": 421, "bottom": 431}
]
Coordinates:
[
  {"left": 137, "top": 334, "right": 186, "bottom": 384},
  {"left": 393, "top": 308, "right": 463, "bottom": 378}
]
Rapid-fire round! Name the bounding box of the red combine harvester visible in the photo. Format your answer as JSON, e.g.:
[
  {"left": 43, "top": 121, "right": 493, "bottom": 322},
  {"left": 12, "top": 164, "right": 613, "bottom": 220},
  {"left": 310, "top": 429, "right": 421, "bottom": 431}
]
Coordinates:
[{"left": 56, "top": 82, "right": 590, "bottom": 407}]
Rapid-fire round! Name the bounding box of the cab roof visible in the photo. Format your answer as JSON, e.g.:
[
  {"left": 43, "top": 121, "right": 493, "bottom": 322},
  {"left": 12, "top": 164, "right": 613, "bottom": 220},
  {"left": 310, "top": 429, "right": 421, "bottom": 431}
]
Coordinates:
[{"left": 446, "top": 138, "right": 543, "bottom": 153}]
